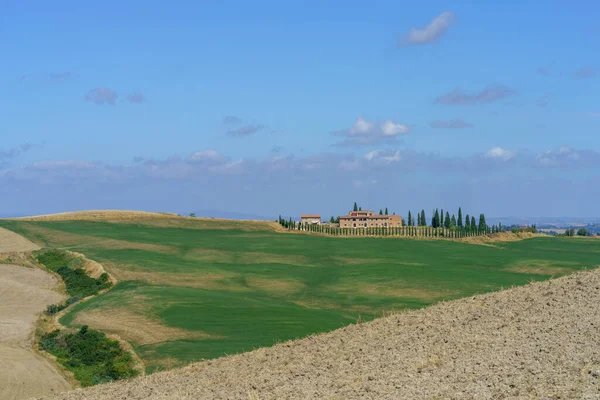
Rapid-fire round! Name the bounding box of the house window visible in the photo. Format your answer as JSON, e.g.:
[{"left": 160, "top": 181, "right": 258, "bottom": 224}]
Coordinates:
[{"left": 353, "top": 223, "right": 356, "bottom": 228}]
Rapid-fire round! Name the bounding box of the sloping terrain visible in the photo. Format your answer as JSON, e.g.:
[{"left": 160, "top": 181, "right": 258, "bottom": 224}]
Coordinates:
[
  {"left": 41, "top": 267, "right": 600, "bottom": 400},
  {"left": 2, "top": 217, "right": 597, "bottom": 373},
  {"left": 0, "top": 263, "right": 71, "bottom": 400},
  {"left": 0, "top": 226, "right": 40, "bottom": 252}
]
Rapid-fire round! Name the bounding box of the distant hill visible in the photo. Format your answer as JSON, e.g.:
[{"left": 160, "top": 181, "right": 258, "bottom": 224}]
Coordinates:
[{"left": 188, "top": 210, "right": 274, "bottom": 221}]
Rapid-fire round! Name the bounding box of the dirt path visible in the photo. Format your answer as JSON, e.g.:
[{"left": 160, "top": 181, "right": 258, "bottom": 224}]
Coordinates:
[
  {"left": 0, "top": 263, "right": 71, "bottom": 400},
  {"left": 40, "top": 267, "right": 600, "bottom": 400}
]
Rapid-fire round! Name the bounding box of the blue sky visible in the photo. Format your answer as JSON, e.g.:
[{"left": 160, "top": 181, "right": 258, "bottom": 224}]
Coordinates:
[{"left": 1, "top": 1, "right": 599, "bottom": 218}]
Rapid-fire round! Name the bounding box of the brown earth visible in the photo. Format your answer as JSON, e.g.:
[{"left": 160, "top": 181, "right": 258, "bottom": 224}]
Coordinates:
[
  {"left": 41, "top": 267, "right": 600, "bottom": 400},
  {"left": 0, "top": 227, "right": 40, "bottom": 252},
  {"left": 0, "top": 263, "right": 71, "bottom": 400}
]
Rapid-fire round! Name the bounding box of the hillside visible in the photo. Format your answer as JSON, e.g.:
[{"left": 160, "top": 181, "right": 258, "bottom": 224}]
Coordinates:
[
  {"left": 40, "top": 266, "right": 600, "bottom": 399},
  {"left": 1, "top": 214, "right": 598, "bottom": 375}
]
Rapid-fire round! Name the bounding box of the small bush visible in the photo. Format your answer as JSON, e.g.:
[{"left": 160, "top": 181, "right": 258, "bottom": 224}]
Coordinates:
[{"left": 40, "top": 327, "right": 138, "bottom": 387}]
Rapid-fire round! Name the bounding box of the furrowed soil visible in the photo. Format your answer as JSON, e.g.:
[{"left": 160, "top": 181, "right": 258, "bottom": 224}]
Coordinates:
[{"left": 40, "top": 267, "right": 600, "bottom": 400}]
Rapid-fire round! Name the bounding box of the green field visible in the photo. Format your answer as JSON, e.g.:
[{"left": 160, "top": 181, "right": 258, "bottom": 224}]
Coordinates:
[{"left": 1, "top": 217, "right": 598, "bottom": 372}]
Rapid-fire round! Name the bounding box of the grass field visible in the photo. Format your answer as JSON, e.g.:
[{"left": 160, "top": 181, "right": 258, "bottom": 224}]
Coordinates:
[{"left": 0, "top": 216, "right": 597, "bottom": 373}]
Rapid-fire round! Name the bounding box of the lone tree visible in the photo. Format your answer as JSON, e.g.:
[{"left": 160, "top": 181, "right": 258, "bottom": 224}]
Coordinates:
[
  {"left": 353, "top": 202, "right": 358, "bottom": 212},
  {"left": 458, "top": 207, "right": 463, "bottom": 227},
  {"left": 577, "top": 228, "right": 588, "bottom": 236}
]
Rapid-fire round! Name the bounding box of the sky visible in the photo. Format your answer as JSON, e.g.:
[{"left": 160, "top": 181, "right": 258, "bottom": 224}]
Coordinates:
[{"left": 1, "top": 0, "right": 599, "bottom": 218}]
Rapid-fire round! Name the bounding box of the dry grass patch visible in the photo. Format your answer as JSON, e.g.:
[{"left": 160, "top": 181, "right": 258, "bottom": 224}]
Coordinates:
[
  {"left": 186, "top": 249, "right": 315, "bottom": 267},
  {"left": 506, "top": 260, "right": 577, "bottom": 276},
  {"left": 330, "top": 256, "right": 426, "bottom": 267},
  {"left": 107, "top": 267, "right": 245, "bottom": 291},
  {"left": 23, "top": 225, "right": 177, "bottom": 253},
  {"left": 73, "top": 309, "right": 218, "bottom": 346},
  {"left": 244, "top": 276, "right": 305, "bottom": 295},
  {"left": 12, "top": 210, "right": 179, "bottom": 222},
  {"left": 331, "top": 281, "right": 458, "bottom": 302}
]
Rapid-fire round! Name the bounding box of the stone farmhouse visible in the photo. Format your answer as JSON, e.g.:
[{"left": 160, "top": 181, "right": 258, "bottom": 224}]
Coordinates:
[
  {"left": 339, "top": 210, "right": 403, "bottom": 228},
  {"left": 301, "top": 214, "right": 321, "bottom": 225}
]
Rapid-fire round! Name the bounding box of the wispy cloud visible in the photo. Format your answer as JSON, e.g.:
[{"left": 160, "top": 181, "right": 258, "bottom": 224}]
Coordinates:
[
  {"left": 400, "top": 12, "right": 456, "bottom": 46},
  {"left": 127, "top": 92, "right": 146, "bottom": 104},
  {"left": 332, "top": 117, "right": 411, "bottom": 147},
  {"left": 0, "top": 143, "right": 36, "bottom": 167},
  {"left": 85, "top": 88, "right": 118, "bottom": 105},
  {"left": 573, "top": 66, "right": 596, "bottom": 79},
  {"left": 49, "top": 72, "right": 75, "bottom": 81},
  {"left": 227, "top": 124, "right": 264, "bottom": 137},
  {"left": 485, "top": 147, "right": 515, "bottom": 161},
  {"left": 222, "top": 115, "right": 242, "bottom": 124},
  {"left": 536, "top": 66, "right": 552, "bottom": 76},
  {"left": 434, "top": 85, "right": 517, "bottom": 105},
  {"left": 430, "top": 119, "right": 473, "bottom": 129}
]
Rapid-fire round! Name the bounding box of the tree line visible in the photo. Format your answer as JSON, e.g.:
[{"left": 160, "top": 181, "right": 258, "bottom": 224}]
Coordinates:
[{"left": 278, "top": 203, "right": 505, "bottom": 237}]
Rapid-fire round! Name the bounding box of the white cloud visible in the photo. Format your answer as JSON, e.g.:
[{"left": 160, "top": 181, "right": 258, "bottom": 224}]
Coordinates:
[
  {"left": 364, "top": 150, "right": 379, "bottom": 161},
  {"left": 485, "top": 147, "right": 514, "bottom": 161},
  {"left": 349, "top": 117, "right": 374, "bottom": 136},
  {"left": 401, "top": 12, "right": 456, "bottom": 46},
  {"left": 189, "top": 150, "right": 227, "bottom": 163},
  {"left": 381, "top": 120, "right": 410, "bottom": 136},
  {"left": 333, "top": 117, "right": 412, "bottom": 146}
]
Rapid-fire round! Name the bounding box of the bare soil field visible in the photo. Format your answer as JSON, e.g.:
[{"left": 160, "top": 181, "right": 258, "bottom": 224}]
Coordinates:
[
  {"left": 40, "top": 267, "right": 600, "bottom": 400},
  {"left": 0, "top": 263, "right": 71, "bottom": 400},
  {"left": 0, "top": 226, "right": 40, "bottom": 252}
]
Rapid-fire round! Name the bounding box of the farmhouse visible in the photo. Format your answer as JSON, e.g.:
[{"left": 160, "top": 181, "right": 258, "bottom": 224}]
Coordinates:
[
  {"left": 339, "top": 210, "right": 403, "bottom": 228},
  {"left": 301, "top": 214, "right": 321, "bottom": 225}
]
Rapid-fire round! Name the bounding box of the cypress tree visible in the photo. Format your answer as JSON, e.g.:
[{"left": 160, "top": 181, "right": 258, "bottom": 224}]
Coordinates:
[
  {"left": 465, "top": 214, "right": 470, "bottom": 229},
  {"left": 408, "top": 211, "right": 413, "bottom": 226},
  {"left": 379, "top": 209, "right": 383, "bottom": 215},
  {"left": 451, "top": 214, "right": 457, "bottom": 228},
  {"left": 359, "top": 207, "right": 362, "bottom": 211},
  {"left": 417, "top": 213, "right": 421, "bottom": 226},
  {"left": 458, "top": 207, "right": 463, "bottom": 227},
  {"left": 353, "top": 202, "right": 358, "bottom": 212},
  {"left": 420, "top": 210, "right": 426, "bottom": 227},
  {"left": 440, "top": 209, "right": 444, "bottom": 227},
  {"left": 479, "top": 214, "right": 487, "bottom": 232},
  {"left": 471, "top": 216, "right": 476, "bottom": 231},
  {"left": 433, "top": 209, "right": 440, "bottom": 228},
  {"left": 385, "top": 207, "right": 388, "bottom": 215},
  {"left": 444, "top": 211, "right": 451, "bottom": 228}
]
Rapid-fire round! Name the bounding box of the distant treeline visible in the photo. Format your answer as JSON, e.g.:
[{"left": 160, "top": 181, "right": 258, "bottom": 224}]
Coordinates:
[{"left": 279, "top": 203, "right": 505, "bottom": 237}]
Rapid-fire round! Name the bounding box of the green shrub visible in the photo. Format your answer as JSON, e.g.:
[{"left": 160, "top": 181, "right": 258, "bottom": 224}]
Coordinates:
[
  {"left": 40, "top": 326, "right": 138, "bottom": 387},
  {"left": 35, "top": 250, "right": 112, "bottom": 299}
]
